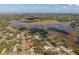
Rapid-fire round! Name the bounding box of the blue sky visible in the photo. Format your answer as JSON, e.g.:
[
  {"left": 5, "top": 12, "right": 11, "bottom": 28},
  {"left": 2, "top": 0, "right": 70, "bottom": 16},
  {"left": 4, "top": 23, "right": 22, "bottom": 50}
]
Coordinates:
[{"left": 0, "top": 4, "right": 79, "bottom": 13}]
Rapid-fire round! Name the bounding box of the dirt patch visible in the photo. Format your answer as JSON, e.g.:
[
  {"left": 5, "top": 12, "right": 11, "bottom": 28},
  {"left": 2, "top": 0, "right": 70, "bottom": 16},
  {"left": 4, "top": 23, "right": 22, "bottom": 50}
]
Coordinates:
[{"left": 26, "top": 20, "right": 58, "bottom": 25}]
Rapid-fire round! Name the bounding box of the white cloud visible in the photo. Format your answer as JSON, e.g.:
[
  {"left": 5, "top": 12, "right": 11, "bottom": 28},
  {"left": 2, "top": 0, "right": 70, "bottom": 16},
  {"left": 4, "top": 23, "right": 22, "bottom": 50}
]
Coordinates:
[
  {"left": 63, "top": 6, "right": 68, "bottom": 8},
  {"left": 75, "top": 4, "right": 79, "bottom": 6}
]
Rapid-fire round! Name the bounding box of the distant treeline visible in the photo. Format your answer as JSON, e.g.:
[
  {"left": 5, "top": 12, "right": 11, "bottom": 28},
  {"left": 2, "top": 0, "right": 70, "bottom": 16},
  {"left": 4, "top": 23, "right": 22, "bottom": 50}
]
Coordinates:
[{"left": 0, "top": 13, "right": 79, "bottom": 22}]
